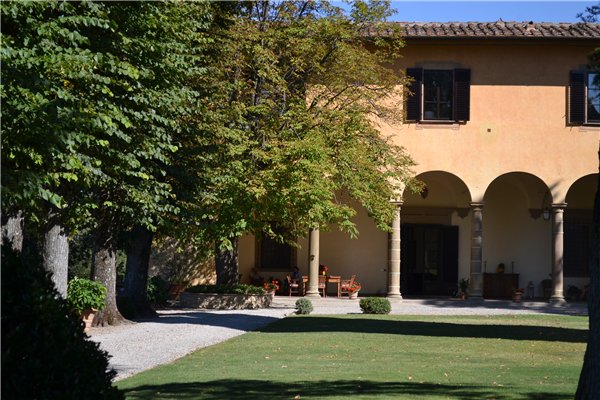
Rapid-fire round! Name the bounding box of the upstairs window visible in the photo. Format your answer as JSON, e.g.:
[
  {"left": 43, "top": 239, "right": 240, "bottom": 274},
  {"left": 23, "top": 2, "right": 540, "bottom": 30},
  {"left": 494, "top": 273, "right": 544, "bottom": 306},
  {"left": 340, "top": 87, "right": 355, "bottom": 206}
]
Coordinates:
[
  {"left": 423, "top": 70, "right": 454, "bottom": 120},
  {"left": 406, "top": 68, "right": 471, "bottom": 122},
  {"left": 569, "top": 71, "right": 600, "bottom": 125}
]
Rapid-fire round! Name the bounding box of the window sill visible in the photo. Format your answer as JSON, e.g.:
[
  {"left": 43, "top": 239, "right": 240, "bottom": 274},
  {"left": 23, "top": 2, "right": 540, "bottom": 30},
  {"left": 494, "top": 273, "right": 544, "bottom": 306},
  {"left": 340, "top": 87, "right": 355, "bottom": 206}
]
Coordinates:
[
  {"left": 415, "top": 122, "right": 461, "bottom": 130},
  {"left": 576, "top": 124, "right": 600, "bottom": 132}
]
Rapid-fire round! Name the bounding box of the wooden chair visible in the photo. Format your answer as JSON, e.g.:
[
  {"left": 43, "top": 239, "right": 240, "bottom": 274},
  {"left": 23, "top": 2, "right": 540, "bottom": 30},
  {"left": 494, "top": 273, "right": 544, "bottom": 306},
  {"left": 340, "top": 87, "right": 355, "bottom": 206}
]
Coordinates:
[
  {"left": 341, "top": 275, "right": 356, "bottom": 297},
  {"left": 286, "top": 275, "right": 300, "bottom": 296},
  {"left": 302, "top": 275, "right": 308, "bottom": 295},
  {"left": 318, "top": 275, "right": 327, "bottom": 297}
]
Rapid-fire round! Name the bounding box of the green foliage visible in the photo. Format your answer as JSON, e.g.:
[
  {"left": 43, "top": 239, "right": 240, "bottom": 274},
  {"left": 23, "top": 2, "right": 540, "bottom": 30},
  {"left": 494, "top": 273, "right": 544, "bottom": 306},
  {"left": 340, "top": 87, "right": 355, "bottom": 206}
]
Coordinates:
[
  {"left": 1, "top": 241, "right": 122, "bottom": 400},
  {"left": 185, "top": 284, "right": 266, "bottom": 295},
  {"left": 175, "top": 1, "right": 419, "bottom": 251},
  {"left": 147, "top": 275, "right": 169, "bottom": 305},
  {"left": 459, "top": 278, "right": 470, "bottom": 294},
  {"left": 295, "top": 298, "right": 314, "bottom": 315},
  {"left": 359, "top": 297, "right": 391, "bottom": 314},
  {"left": 67, "top": 277, "right": 107, "bottom": 315}
]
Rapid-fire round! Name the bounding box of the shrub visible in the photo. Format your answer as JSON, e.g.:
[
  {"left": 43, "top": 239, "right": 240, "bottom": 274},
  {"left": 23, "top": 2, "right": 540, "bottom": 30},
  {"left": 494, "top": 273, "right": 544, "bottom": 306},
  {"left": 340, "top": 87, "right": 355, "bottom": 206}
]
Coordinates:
[
  {"left": 1, "top": 240, "right": 123, "bottom": 400},
  {"left": 295, "top": 298, "right": 313, "bottom": 315},
  {"left": 359, "top": 297, "right": 391, "bottom": 314},
  {"left": 186, "top": 284, "right": 266, "bottom": 295},
  {"left": 147, "top": 275, "right": 169, "bottom": 305},
  {"left": 67, "top": 277, "right": 107, "bottom": 315}
]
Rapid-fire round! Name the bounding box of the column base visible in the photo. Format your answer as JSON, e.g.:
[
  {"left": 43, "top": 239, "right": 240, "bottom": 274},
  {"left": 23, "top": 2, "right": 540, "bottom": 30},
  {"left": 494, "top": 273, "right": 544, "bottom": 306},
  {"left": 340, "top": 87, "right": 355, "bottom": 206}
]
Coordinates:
[
  {"left": 467, "top": 295, "right": 484, "bottom": 303},
  {"left": 304, "top": 292, "right": 322, "bottom": 299},
  {"left": 386, "top": 293, "right": 403, "bottom": 300},
  {"left": 549, "top": 296, "right": 566, "bottom": 306}
]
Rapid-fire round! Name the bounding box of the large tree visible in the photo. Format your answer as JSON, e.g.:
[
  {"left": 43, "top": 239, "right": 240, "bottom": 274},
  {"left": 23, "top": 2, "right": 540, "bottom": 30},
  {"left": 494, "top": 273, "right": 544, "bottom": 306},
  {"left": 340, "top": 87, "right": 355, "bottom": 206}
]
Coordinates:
[
  {"left": 182, "top": 1, "right": 419, "bottom": 282},
  {"left": 575, "top": 5, "right": 600, "bottom": 399},
  {"left": 1, "top": 1, "right": 210, "bottom": 324}
]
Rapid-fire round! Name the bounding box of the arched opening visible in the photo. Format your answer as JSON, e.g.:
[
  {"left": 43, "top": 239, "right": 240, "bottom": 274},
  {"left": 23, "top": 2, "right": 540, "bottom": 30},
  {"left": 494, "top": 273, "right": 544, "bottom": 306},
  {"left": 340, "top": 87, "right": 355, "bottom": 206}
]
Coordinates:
[
  {"left": 401, "top": 171, "right": 472, "bottom": 296},
  {"left": 483, "top": 172, "right": 552, "bottom": 298},
  {"left": 564, "top": 174, "right": 598, "bottom": 296}
]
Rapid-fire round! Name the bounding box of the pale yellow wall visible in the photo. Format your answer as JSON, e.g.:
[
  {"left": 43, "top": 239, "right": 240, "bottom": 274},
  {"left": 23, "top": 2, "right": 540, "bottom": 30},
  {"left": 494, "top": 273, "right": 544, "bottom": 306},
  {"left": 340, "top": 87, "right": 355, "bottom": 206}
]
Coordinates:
[
  {"left": 385, "top": 40, "right": 599, "bottom": 201},
  {"left": 238, "top": 38, "right": 598, "bottom": 297}
]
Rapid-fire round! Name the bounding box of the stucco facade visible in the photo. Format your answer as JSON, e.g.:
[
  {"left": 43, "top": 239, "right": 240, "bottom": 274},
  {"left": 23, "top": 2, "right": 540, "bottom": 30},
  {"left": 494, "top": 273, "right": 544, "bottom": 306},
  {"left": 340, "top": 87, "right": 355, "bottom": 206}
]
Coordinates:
[{"left": 239, "top": 22, "right": 600, "bottom": 301}]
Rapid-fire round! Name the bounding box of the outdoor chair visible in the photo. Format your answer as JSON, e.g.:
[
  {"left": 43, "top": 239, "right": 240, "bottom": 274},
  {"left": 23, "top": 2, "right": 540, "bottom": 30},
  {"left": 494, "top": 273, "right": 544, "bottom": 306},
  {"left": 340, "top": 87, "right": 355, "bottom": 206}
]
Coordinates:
[
  {"left": 302, "top": 275, "right": 308, "bottom": 295},
  {"left": 318, "top": 275, "right": 327, "bottom": 297},
  {"left": 341, "top": 275, "right": 356, "bottom": 297},
  {"left": 286, "top": 275, "right": 301, "bottom": 296}
]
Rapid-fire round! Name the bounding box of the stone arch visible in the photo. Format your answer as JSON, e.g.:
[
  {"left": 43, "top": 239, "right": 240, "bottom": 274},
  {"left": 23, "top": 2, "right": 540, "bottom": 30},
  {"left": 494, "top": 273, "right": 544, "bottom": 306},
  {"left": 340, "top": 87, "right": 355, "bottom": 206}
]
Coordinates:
[
  {"left": 403, "top": 170, "right": 472, "bottom": 216},
  {"left": 563, "top": 173, "right": 598, "bottom": 283},
  {"left": 399, "top": 171, "right": 472, "bottom": 296},
  {"left": 482, "top": 172, "right": 553, "bottom": 297}
]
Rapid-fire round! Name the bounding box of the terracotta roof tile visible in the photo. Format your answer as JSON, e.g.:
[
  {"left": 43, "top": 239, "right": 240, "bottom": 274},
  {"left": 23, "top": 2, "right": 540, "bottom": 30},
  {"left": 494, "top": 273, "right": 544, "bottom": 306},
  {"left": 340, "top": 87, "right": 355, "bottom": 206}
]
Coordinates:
[{"left": 366, "top": 21, "right": 600, "bottom": 40}]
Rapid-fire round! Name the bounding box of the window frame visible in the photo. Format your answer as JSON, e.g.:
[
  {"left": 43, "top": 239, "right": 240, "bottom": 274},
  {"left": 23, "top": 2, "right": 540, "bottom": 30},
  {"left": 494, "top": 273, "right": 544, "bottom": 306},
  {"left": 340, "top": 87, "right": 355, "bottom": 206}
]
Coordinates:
[
  {"left": 405, "top": 67, "right": 471, "bottom": 123},
  {"left": 569, "top": 70, "right": 600, "bottom": 126}
]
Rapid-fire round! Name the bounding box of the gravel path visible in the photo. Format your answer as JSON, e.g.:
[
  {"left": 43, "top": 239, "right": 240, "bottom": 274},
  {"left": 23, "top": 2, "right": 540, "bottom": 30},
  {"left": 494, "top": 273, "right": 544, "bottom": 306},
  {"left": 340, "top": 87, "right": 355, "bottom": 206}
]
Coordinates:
[{"left": 88, "top": 297, "right": 587, "bottom": 381}]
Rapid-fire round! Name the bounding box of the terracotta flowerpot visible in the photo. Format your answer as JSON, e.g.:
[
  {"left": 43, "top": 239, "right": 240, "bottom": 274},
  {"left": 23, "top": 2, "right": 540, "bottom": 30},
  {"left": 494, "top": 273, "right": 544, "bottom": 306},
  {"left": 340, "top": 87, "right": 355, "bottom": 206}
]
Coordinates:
[{"left": 81, "top": 308, "right": 97, "bottom": 332}]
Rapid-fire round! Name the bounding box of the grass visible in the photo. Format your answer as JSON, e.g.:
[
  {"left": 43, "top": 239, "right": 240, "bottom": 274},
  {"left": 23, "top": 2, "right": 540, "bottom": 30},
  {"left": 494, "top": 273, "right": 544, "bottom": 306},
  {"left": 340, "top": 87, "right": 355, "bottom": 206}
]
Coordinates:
[{"left": 117, "top": 314, "right": 587, "bottom": 400}]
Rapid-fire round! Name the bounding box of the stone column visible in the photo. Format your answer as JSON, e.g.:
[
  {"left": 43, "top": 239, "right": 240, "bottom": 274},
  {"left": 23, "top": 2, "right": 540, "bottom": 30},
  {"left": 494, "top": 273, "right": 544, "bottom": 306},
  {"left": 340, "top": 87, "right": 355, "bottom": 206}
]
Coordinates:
[
  {"left": 550, "top": 203, "right": 567, "bottom": 305},
  {"left": 305, "top": 228, "right": 321, "bottom": 298},
  {"left": 387, "top": 201, "right": 402, "bottom": 299},
  {"left": 469, "top": 202, "right": 485, "bottom": 299}
]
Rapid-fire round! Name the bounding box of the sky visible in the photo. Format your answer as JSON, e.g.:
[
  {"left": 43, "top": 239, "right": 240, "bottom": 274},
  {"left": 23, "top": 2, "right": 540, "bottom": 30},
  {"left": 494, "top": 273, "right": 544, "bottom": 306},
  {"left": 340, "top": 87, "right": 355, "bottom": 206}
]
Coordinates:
[{"left": 346, "top": 1, "right": 598, "bottom": 23}]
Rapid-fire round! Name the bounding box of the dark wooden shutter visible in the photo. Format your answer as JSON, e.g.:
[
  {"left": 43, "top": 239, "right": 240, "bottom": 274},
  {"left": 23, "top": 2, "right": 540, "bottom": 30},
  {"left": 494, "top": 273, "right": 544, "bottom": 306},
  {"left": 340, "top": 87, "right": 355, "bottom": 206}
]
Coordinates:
[
  {"left": 569, "top": 71, "right": 585, "bottom": 125},
  {"left": 406, "top": 68, "right": 422, "bottom": 121},
  {"left": 454, "top": 68, "right": 471, "bottom": 121}
]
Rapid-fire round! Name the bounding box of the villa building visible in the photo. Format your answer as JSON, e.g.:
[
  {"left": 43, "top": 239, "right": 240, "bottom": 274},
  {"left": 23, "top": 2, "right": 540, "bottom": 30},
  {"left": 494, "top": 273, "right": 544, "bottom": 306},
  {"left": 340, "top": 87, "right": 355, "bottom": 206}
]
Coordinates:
[{"left": 238, "top": 21, "right": 600, "bottom": 302}]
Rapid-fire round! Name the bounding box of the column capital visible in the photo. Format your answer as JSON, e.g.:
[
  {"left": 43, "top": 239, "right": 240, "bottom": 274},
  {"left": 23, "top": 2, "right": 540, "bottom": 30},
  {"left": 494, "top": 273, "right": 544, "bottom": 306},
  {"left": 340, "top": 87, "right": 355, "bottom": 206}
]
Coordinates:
[
  {"left": 470, "top": 201, "right": 485, "bottom": 209},
  {"left": 390, "top": 200, "right": 403, "bottom": 207},
  {"left": 551, "top": 202, "right": 568, "bottom": 210}
]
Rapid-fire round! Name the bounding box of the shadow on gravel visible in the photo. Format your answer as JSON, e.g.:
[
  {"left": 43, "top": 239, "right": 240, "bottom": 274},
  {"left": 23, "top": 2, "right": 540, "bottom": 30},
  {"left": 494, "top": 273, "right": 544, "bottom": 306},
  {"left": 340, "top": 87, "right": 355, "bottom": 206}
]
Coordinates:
[
  {"left": 134, "top": 311, "right": 281, "bottom": 331},
  {"left": 120, "top": 379, "right": 572, "bottom": 400},
  {"left": 258, "top": 317, "right": 587, "bottom": 343}
]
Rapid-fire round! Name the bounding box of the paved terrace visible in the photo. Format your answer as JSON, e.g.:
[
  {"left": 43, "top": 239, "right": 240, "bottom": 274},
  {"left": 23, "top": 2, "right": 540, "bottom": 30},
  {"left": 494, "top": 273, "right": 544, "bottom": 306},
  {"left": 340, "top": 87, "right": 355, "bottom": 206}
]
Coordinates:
[{"left": 89, "top": 297, "right": 588, "bottom": 381}]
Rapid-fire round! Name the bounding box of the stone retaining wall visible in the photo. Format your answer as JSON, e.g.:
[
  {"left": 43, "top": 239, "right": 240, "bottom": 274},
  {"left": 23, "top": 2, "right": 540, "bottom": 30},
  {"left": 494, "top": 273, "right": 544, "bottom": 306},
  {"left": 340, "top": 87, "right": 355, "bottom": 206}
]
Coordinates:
[{"left": 179, "top": 292, "right": 273, "bottom": 309}]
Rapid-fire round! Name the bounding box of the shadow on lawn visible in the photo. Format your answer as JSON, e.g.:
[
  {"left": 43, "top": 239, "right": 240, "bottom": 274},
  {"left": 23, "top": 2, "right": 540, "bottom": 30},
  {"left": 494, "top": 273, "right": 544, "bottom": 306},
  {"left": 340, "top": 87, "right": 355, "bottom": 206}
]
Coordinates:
[
  {"left": 135, "top": 312, "right": 280, "bottom": 331},
  {"left": 121, "top": 379, "right": 572, "bottom": 400},
  {"left": 259, "top": 317, "right": 587, "bottom": 343}
]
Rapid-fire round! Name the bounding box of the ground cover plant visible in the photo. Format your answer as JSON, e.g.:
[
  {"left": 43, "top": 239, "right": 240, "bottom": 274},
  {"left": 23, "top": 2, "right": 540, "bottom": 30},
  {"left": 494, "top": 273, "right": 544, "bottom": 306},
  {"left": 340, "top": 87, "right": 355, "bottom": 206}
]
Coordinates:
[{"left": 118, "top": 314, "right": 586, "bottom": 400}]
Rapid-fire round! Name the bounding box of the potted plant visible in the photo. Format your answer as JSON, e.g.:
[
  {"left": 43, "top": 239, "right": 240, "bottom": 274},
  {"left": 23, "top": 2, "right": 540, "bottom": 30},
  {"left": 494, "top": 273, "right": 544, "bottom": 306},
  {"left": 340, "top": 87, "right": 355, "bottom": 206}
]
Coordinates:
[
  {"left": 347, "top": 281, "right": 362, "bottom": 299},
  {"left": 67, "top": 277, "right": 106, "bottom": 331},
  {"left": 513, "top": 288, "right": 524, "bottom": 303},
  {"left": 458, "top": 278, "right": 470, "bottom": 299},
  {"left": 263, "top": 281, "right": 279, "bottom": 298}
]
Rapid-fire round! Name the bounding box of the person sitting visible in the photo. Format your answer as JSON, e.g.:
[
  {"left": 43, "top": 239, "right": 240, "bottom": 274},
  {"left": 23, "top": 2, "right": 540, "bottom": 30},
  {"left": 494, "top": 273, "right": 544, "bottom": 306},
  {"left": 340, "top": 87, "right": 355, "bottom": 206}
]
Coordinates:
[{"left": 291, "top": 266, "right": 302, "bottom": 282}]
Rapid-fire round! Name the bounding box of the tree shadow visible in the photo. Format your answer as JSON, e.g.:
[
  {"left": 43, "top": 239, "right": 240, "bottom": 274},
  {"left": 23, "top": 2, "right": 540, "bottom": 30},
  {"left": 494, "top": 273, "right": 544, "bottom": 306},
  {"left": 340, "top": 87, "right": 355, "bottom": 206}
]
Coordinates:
[
  {"left": 121, "top": 379, "right": 572, "bottom": 400},
  {"left": 413, "top": 298, "right": 588, "bottom": 316},
  {"left": 258, "top": 317, "right": 587, "bottom": 343},
  {"left": 133, "top": 311, "right": 281, "bottom": 331}
]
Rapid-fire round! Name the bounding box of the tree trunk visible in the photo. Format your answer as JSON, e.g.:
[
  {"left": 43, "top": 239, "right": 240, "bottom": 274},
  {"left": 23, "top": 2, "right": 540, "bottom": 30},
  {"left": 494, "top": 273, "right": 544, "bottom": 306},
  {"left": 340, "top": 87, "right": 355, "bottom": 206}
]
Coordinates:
[
  {"left": 123, "top": 224, "right": 157, "bottom": 318},
  {"left": 215, "top": 237, "right": 240, "bottom": 285},
  {"left": 42, "top": 213, "right": 69, "bottom": 297},
  {"left": 92, "top": 223, "right": 126, "bottom": 326},
  {"left": 575, "top": 150, "right": 600, "bottom": 399},
  {"left": 1, "top": 210, "right": 24, "bottom": 252}
]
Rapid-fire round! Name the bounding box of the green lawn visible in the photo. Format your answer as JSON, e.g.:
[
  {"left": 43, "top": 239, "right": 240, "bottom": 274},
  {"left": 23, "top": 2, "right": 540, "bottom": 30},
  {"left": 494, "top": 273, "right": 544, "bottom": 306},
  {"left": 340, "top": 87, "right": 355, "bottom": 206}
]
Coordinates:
[{"left": 117, "top": 314, "right": 587, "bottom": 400}]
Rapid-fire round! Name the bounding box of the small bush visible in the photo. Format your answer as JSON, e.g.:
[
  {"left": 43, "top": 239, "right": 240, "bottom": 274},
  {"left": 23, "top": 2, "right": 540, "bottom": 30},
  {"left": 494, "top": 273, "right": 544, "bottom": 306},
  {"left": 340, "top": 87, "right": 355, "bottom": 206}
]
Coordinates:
[
  {"left": 359, "top": 297, "right": 391, "bottom": 314},
  {"left": 67, "top": 277, "right": 107, "bottom": 315},
  {"left": 295, "top": 298, "right": 313, "bottom": 315},
  {"left": 2, "top": 240, "right": 122, "bottom": 399},
  {"left": 147, "top": 275, "right": 169, "bottom": 305},
  {"left": 186, "top": 284, "right": 266, "bottom": 295}
]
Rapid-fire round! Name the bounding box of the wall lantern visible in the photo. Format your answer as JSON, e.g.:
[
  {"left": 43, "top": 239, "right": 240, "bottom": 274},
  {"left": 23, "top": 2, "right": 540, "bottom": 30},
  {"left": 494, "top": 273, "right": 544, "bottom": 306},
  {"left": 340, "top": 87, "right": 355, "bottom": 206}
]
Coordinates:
[{"left": 542, "top": 208, "right": 551, "bottom": 221}]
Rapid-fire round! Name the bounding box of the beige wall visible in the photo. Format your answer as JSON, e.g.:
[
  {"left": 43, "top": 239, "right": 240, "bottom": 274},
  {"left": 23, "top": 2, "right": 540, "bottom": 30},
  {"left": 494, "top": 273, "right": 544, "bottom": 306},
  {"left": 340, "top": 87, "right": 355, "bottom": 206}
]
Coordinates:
[
  {"left": 386, "top": 40, "right": 599, "bottom": 201},
  {"left": 238, "top": 38, "right": 599, "bottom": 296}
]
